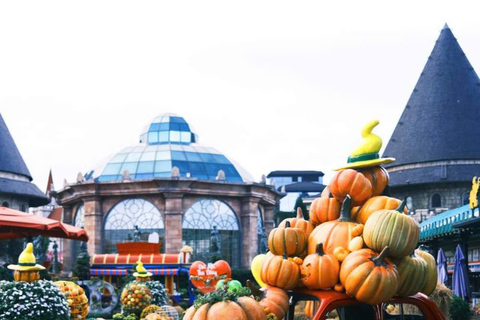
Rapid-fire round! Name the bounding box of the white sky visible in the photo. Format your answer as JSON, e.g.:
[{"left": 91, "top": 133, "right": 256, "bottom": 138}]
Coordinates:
[{"left": 1, "top": 1, "right": 480, "bottom": 191}]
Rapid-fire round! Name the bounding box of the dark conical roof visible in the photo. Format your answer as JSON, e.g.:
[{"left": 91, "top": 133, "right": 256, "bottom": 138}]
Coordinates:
[
  {"left": 383, "top": 25, "right": 480, "bottom": 185},
  {"left": 0, "top": 114, "right": 32, "bottom": 180}
]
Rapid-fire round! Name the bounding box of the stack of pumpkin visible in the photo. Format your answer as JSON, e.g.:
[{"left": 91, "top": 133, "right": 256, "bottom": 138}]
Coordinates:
[
  {"left": 258, "top": 120, "right": 438, "bottom": 307},
  {"left": 55, "top": 281, "right": 89, "bottom": 320}
]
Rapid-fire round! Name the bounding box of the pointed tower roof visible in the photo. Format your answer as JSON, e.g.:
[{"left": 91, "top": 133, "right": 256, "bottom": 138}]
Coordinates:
[
  {"left": 383, "top": 25, "right": 480, "bottom": 186},
  {"left": 46, "top": 169, "right": 54, "bottom": 194},
  {"left": 0, "top": 114, "right": 32, "bottom": 180}
]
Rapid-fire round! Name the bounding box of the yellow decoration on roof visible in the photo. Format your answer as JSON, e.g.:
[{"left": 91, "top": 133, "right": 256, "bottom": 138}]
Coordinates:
[
  {"left": 133, "top": 261, "right": 152, "bottom": 278},
  {"left": 335, "top": 120, "right": 395, "bottom": 170},
  {"left": 470, "top": 177, "right": 480, "bottom": 209},
  {"left": 8, "top": 243, "right": 45, "bottom": 271}
]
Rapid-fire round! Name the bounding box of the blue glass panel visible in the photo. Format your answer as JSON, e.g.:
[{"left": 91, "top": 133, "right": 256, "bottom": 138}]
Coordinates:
[
  {"left": 179, "top": 123, "right": 190, "bottom": 131},
  {"left": 227, "top": 176, "right": 243, "bottom": 182},
  {"left": 191, "top": 133, "right": 196, "bottom": 143},
  {"left": 159, "top": 131, "right": 169, "bottom": 141},
  {"left": 148, "top": 132, "right": 159, "bottom": 144},
  {"left": 170, "top": 117, "right": 184, "bottom": 123},
  {"left": 149, "top": 123, "right": 160, "bottom": 131},
  {"left": 212, "top": 154, "right": 230, "bottom": 164},
  {"left": 137, "top": 161, "right": 155, "bottom": 173},
  {"left": 154, "top": 172, "right": 171, "bottom": 178},
  {"left": 159, "top": 123, "right": 169, "bottom": 131},
  {"left": 170, "top": 131, "right": 181, "bottom": 142},
  {"left": 156, "top": 151, "right": 171, "bottom": 160},
  {"left": 185, "top": 152, "right": 202, "bottom": 162},
  {"left": 205, "top": 163, "right": 221, "bottom": 175},
  {"left": 155, "top": 160, "right": 172, "bottom": 172},
  {"left": 121, "top": 162, "right": 139, "bottom": 174},
  {"left": 199, "top": 152, "right": 216, "bottom": 162},
  {"left": 172, "top": 160, "right": 189, "bottom": 174},
  {"left": 188, "top": 162, "right": 207, "bottom": 174},
  {"left": 170, "top": 123, "right": 180, "bottom": 131},
  {"left": 171, "top": 151, "right": 186, "bottom": 161},
  {"left": 135, "top": 173, "right": 153, "bottom": 179},
  {"left": 196, "top": 175, "right": 208, "bottom": 180},
  {"left": 125, "top": 153, "right": 142, "bottom": 162},
  {"left": 110, "top": 153, "right": 128, "bottom": 163},
  {"left": 98, "top": 175, "right": 120, "bottom": 182},
  {"left": 103, "top": 163, "right": 122, "bottom": 175},
  {"left": 140, "top": 152, "right": 156, "bottom": 161},
  {"left": 180, "top": 132, "right": 191, "bottom": 143}
]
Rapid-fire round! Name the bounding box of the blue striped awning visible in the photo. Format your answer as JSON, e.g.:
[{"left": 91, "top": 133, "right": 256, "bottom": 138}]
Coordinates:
[
  {"left": 90, "top": 268, "right": 179, "bottom": 276},
  {"left": 419, "top": 205, "right": 475, "bottom": 241}
]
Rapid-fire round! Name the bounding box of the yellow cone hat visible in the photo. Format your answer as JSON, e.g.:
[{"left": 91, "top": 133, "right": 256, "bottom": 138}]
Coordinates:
[
  {"left": 8, "top": 243, "right": 46, "bottom": 271},
  {"left": 133, "top": 261, "right": 152, "bottom": 278},
  {"left": 335, "top": 120, "right": 395, "bottom": 170}
]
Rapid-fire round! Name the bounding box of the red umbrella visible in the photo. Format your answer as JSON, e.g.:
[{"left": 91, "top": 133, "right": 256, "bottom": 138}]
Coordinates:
[{"left": 0, "top": 206, "right": 88, "bottom": 241}]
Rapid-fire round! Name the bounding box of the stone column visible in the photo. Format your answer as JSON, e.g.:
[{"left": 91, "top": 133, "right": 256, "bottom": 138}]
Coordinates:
[
  {"left": 240, "top": 198, "right": 259, "bottom": 268},
  {"left": 83, "top": 197, "right": 103, "bottom": 256},
  {"left": 164, "top": 193, "right": 184, "bottom": 253},
  {"left": 61, "top": 205, "right": 74, "bottom": 272},
  {"left": 263, "top": 205, "right": 275, "bottom": 235}
]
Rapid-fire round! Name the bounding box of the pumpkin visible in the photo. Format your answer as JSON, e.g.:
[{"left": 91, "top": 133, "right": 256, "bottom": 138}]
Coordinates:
[
  {"left": 184, "top": 301, "right": 251, "bottom": 320},
  {"left": 308, "top": 195, "right": 361, "bottom": 255},
  {"left": 348, "top": 236, "right": 364, "bottom": 252},
  {"left": 268, "top": 221, "right": 307, "bottom": 257},
  {"left": 279, "top": 208, "right": 315, "bottom": 237},
  {"left": 334, "top": 283, "right": 344, "bottom": 292},
  {"left": 309, "top": 189, "right": 342, "bottom": 226},
  {"left": 260, "top": 253, "right": 301, "bottom": 289},
  {"left": 351, "top": 224, "right": 364, "bottom": 237},
  {"left": 55, "top": 281, "right": 89, "bottom": 320},
  {"left": 13, "top": 270, "right": 40, "bottom": 283},
  {"left": 358, "top": 166, "right": 390, "bottom": 197},
  {"left": 304, "top": 301, "right": 318, "bottom": 319},
  {"left": 247, "top": 280, "right": 289, "bottom": 320},
  {"left": 333, "top": 247, "right": 349, "bottom": 262},
  {"left": 320, "top": 186, "right": 330, "bottom": 198},
  {"left": 352, "top": 196, "right": 407, "bottom": 225},
  {"left": 363, "top": 203, "right": 419, "bottom": 258},
  {"left": 339, "top": 247, "right": 398, "bottom": 305},
  {"left": 121, "top": 281, "right": 152, "bottom": 315},
  {"left": 396, "top": 254, "right": 428, "bottom": 297},
  {"left": 329, "top": 169, "right": 372, "bottom": 206},
  {"left": 301, "top": 243, "right": 339, "bottom": 289},
  {"left": 415, "top": 248, "right": 438, "bottom": 295}
]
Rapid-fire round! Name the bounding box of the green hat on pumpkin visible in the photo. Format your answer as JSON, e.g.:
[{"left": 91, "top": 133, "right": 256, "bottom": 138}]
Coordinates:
[
  {"left": 335, "top": 120, "right": 395, "bottom": 170},
  {"left": 8, "top": 243, "right": 45, "bottom": 271},
  {"left": 133, "top": 261, "right": 152, "bottom": 278}
]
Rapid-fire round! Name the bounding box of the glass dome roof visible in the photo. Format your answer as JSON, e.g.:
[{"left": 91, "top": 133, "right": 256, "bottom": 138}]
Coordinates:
[{"left": 87, "top": 113, "right": 253, "bottom": 183}]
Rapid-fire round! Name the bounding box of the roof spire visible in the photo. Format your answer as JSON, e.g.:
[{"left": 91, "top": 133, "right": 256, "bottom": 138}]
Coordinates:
[
  {"left": 46, "top": 169, "right": 54, "bottom": 195},
  {"left": 443, "top": 23, "right": 450, "bottom": 30}
]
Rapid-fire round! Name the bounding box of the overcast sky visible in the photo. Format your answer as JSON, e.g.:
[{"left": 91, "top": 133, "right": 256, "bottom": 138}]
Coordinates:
[{"left": 1, "top": 1, "right": 480, "bottom": 191}]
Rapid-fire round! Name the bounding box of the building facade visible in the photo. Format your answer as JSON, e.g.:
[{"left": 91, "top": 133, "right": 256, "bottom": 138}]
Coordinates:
[
  {"left": 55, "top": 114, "right": 281, "bottom": 270},
  {"left": 383, "top": 24, "right": 480, "bottom": 223}
]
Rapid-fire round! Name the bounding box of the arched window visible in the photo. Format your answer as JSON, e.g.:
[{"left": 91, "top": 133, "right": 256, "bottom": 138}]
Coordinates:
[
  {"left": 182, "top": 199, "right": 240, "bottom": 268},
  {"left": 2, "top": 201, "right": 9, "bottom": 208},
  {"left": 432, "top": 194, "right": 442, "bottom": 208},
  {"left": 462, "top": 192, "right": 470, "bottom": 206},
  {"left": 257, "top": 207, "right": 266, "bottom": 254},
  {"left": 73, "top": 204, "right": 85, "bottom": 256},
  {"left": 104, "top": 199, "right": 164, "bottom": 253},
  {"left": 405, "top": 196, "right": 413, "bottom": 213}
]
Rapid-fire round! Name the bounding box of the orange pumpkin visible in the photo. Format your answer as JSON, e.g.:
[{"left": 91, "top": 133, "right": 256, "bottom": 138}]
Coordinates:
[
  {"left": 339, "top": 247, "right": 398, "bottom": 305},
  {"left": 247, "top": 280, "right": 289, "bottom": 320},
  {"left": 304, "top": 301, "right": 318, "bottom": 319},
  {"left": 279, "top": 208, "right": 315, "bottom": 237},
  {"left": 309, "top": 189, "right": 342, "bottom": 226},
  {"left": 268, "top": 221, "right": 307, "bottom": 256},
  {"left": 353, "top": 196, "right": 407, "bottom": 224},
  {"left": 260, "top": 253, "right": 301, "bottom": 289},
  {"left": 301, "top": 243, "right": 339, "bottom": 289},
  {"left": 320, "top": 186, "right": 330, "bottom": 198},
  {"left": 184, "top": 298, "right": 265, "bottom": 320},
  {"left": 363, "top": 203, "right": 419, "bottom": 258},
  {"left": 358, "top": 166, "right": 390, "bottom": 197},
  {"left": 13, "top": 270, "right": 40, "bottom": 283},
  {"left": 329, "top": 169, "right": 372, "bottom": 206},
  {"left": 308, "top": 195, "right": 361, "bottom": 255}
]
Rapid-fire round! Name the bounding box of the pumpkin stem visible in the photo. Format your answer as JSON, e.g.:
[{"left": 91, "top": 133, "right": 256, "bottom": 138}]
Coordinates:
[
  {"left": 338, "top": 195, "right": 355, "bottom": 222},
  {"left": 396, "top": 200, "right": 407, "bottom": 213},
  {"left": 296, "top": 207, "right": 304, "bottom": 219},
  {"left": 246, "top": 280, "right": 264, "bottom": 299},
  {"left": 316, "top": 243, "right": 325, "bottom": 256},
  {"left": 372, "top": 246, "right": 389, "bottom": 266}
]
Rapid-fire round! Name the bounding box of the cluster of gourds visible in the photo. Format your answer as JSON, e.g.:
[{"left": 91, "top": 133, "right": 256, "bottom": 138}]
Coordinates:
[
  {"left": 254, "top": 120, "right": 439, "bottom": 308},
  {"left": 121, "top": 281, "right": 153, "bottom": 315},
  {"left": 55, "top": 281, "right": 90, "bottom": 320}
]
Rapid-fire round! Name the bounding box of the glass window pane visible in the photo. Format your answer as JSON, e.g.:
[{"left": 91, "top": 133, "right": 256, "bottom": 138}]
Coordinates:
[
  {"left": 159, "top": 131, "right": 169, "bottom": 141},
  {"left": 185, "top": 152, "right": 202, "bottom": 162},
  {"left": 140, "top": 152, "right": 156, "bottom": 161},
  {"left": 102, "top": 163, "right": 122, "bottom": 175},
  {"left": 172, "top": 161, "right": 189, "bottom": 175},
  {"left": 137, "top": 161, "right": 155, "bottom": 173},
  {"left": 121, "top": 162, "right": 139, "bottom": 174},
  {"left": 149, "top": 123, "right": 160, "bottom": 131},
  {"left": 181, "top": 132, "right": 191, "bottom": 142},
  {"left": 159, "top": 123, "right": 169, "bottom": 131},
  {"left": 179, "top": 123, "right": 190, "bottom": 131},
  {"left": 213, "top": 154, "right": 230, "bottom": 164},
  {"left": 188, "top": 162, "right": 207, "bottom": 174},
  {"left": 148, "top": 132, "right": 159, "bottom": 143},
  {"left": 110, "top": 153, "right": 128, "bottom": 163},
  {"left": 154, "top": 172, "right": 170, "bottom": 178},
  {"left": 199, "top": 152, "right": 216, "bottom": 162},
  {"left": 156, "top": 151, "right": 171, "bottom": 160},
  {"left": 171, "top": 151, "right": 187, "bottom": 161},
  {"left": 125, "top": 152, "right": 142, "bottom": 162},
  {"left": 170, "top": 131, "right": 181, "bottom": 142},
  {"left": 160, "top": 116, "right": 170, "bottom": 123},
  {"left": 155, "top": 161, "right": 172, "bottom": 172}
]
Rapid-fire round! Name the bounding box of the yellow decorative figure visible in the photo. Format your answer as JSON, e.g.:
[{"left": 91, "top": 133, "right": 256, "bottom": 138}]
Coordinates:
[
  {"left": 250, "top": 254, "right": 267, "bottom": 287},
  {"left": 335, "top": 120, "right": 395, "bottom": 170},
  {"left": 470, "top": 177, "right": 480, "bottom": 209},
  {"left": 133, "top": 261, "right": 153, "bottom": 282},
  {"left": 8, "top": 243, "right": 45, "bottom": 282}
]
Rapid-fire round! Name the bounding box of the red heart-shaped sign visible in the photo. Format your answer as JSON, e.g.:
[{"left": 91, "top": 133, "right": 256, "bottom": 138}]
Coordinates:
[{"left": 189, "top": 260, "right": 232, "bottom": 293}]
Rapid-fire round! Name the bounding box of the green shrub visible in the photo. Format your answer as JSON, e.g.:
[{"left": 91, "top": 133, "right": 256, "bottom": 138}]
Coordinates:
[
  {"left": 450, "top": 294, "right": 471, "bottom": 320},
  {"left": 146, "top": 281, "right": 168, "bottom": 306},
  {"left": 0, "top": 267, "right": 12, "bottom": 281}
]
